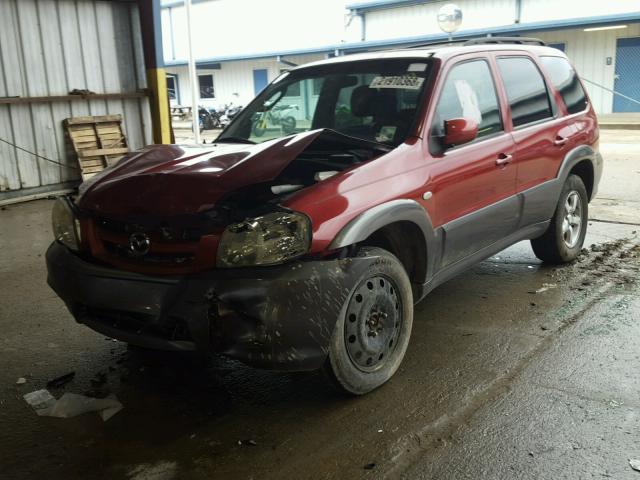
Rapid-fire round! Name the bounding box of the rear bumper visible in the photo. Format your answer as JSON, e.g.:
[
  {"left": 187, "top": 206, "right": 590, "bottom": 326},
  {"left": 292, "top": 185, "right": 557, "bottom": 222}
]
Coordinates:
[{"left": 46, "top": 242, "right": 370, "bottom": 371}]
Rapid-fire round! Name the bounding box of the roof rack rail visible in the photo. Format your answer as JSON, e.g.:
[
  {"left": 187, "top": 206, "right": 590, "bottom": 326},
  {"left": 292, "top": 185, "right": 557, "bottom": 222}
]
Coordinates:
[
  {"left": 464, "top": 36, "right": 546, "bottom": 46},
  {"left": 405, "top": 39, "right": 465, "bottom": 49}
]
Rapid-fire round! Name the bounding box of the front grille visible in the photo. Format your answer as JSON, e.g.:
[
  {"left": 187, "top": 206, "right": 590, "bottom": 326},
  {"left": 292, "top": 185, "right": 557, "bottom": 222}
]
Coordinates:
[
  {"left": 97, "top": 216, "right": 205, "bottom": 242},
  {"left": 84, "top": 306, "right": 193, "bottom": 343},
  {"left": 103, "top": 240, "right": 195, "bottom": 264},
  {"left": 89, "top": 216, "right": 214, "bottom": 269}
]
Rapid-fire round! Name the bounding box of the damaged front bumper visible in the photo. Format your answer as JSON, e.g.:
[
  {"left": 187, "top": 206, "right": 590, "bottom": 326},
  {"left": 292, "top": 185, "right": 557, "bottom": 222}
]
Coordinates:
[{"left": 46, "top": 242, "right": 371, "bottom": 371}]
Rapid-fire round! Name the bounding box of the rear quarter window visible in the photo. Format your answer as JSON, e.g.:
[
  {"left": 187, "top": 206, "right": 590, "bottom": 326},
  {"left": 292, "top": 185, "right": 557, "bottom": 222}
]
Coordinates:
[
  {"left": 540, "top": 56, "right": 588, "bottom": 115},
  {"left": 497, "top": 57, "right": 554, "bottom": 128}
]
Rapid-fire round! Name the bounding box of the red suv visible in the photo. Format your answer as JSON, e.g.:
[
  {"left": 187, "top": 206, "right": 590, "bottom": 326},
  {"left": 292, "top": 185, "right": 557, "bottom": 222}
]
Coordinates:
[{"left": 47, "top": 38, "right": 602, "bottom": 394}]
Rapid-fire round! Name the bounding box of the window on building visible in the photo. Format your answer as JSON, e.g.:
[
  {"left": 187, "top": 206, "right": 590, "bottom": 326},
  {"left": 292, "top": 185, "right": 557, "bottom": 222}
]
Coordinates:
[
  {"left": 540, "top": 56, "right": 588, "bottom": 115},
  {"left": 198, "top": 74, "right": 214, "bottom": 99},
  {"left": 166, "top": 75, "right": 178, "bottom": 101},
  {"left": 498, "top": 57, "right": 553, "bottom": 128},
  {"left": 430, "top": 60, "right": 502, "bottom": 141}
]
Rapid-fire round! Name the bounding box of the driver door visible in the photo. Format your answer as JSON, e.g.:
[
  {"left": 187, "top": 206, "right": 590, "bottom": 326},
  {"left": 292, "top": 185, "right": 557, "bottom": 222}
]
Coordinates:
[{"left": 426, "top": 58, "right": 518, "bottom": 268}]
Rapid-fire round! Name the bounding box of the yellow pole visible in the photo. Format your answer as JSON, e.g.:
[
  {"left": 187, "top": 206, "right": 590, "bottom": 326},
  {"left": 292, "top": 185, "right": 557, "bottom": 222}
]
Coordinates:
[{"left": 146, "top": 67, "right": 173, "bottom": 144}]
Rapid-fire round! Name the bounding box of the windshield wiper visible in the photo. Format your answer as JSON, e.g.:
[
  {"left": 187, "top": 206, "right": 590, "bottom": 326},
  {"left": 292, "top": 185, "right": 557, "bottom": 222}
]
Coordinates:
[{"left": 215, "top": 136, "right": 256, "bottom": 144}]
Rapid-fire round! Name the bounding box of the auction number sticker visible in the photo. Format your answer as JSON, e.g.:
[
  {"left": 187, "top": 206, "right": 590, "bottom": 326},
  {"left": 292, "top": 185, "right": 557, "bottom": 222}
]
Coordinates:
[{"left": 369, "top": 75, "right": 424, "bottom": 90}]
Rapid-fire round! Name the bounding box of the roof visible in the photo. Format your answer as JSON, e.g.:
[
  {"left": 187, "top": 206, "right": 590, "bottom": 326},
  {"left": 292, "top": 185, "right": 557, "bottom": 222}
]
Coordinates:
[
  {"left": 293, "top": 43, "right": 566, "bottom": 71},
  {"left": 345, "top": 0, "right": 430, "bottom": 14}
]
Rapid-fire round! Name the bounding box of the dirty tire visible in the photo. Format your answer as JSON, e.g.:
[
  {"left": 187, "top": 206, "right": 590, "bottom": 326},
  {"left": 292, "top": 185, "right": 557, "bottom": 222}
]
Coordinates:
[
  {"left": 531, "top": 174, "right": 588, "bottom": 264},
  {"left": 324, "top": 247, "right": 413, "bottom": 395}
]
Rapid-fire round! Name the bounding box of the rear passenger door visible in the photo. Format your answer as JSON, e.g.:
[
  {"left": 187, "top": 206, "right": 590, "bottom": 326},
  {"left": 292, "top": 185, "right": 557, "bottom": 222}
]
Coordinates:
[
  {"left": 426, "top": 58, "right": 517, "bottom": 268},
  {"left": 496, "top": 55, "right": 575, "bottom": 226}
]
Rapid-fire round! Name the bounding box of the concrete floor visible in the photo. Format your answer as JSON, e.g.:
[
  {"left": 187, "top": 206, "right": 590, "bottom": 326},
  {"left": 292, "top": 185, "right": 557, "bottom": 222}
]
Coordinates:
[{"left": 0, "top": 131, "right": 639, "bottom": 479}]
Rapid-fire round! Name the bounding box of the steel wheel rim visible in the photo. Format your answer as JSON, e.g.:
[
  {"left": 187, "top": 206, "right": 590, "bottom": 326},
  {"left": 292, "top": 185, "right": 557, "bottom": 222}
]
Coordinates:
[
  {"left": 344, "top": 275, "right": 402, "bottom": 372},
  {"left": 562, "top": 190, "right": 583, "bottom": 248}
]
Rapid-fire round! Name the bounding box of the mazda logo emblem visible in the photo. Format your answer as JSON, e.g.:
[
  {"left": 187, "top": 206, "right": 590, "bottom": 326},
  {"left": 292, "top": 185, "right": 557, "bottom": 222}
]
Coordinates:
[{"left": 129, "top": 232, "right": 151, "bottom": 256}]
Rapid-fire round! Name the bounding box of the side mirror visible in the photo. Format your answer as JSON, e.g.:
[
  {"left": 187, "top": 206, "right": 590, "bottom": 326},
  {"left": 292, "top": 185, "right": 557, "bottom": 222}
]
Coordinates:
[{"left": 443, "top": 118, "right": 478, "bottom": 147}]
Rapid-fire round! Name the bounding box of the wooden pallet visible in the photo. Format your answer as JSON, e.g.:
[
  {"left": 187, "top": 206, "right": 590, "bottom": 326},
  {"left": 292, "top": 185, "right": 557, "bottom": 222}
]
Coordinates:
[{"left": 63, "top": 115, "right": 130, "bottom": 180}]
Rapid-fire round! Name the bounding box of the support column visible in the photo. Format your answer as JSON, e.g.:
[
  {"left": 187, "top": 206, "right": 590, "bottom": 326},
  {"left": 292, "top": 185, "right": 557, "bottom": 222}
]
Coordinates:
[{"left": 138, "top": 0, "right": 173, "bottom": 144}]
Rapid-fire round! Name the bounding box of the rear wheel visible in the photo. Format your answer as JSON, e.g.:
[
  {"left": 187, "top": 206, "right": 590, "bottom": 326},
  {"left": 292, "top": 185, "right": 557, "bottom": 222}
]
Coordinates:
[
  {"left": 252, "top": 120, "right": 266, "bottom": 137},
  {"left": 324, "top": 247, "right": 413, "bottom": 395},
  {"left": 531, "top": 174, "right": 588, "bottom": 264},
  {"left": 281, "top": 116, "right": 296, "bottom": 134}
]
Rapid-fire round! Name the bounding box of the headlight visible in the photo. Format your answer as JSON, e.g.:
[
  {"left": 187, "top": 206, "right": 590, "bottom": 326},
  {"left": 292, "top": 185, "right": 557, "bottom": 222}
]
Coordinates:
[
  {"left": 51, "top": 197, "right": 81, "bottom": 251},
  {"left": 217, "top": 211, "right": 311, "bottom": 267}
]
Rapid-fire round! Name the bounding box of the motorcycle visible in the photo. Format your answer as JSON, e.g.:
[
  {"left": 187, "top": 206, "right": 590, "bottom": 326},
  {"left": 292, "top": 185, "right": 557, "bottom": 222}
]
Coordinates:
[
  {"left": 251, "top": 104, "right": 298, "bottom": 137},
  {"left": 198, "top": 106, "right": 222, "bottom": 130},
  {"left": 218, "top": 101, "right": 244, "bottom": 128}
]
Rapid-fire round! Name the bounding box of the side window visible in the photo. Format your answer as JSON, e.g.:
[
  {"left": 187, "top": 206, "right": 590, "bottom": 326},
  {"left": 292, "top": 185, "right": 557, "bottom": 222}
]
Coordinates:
[
  {"left": 540, "top": 56, "right": 588, "bottom": 115},
  {"left": 430, "top": 60, "right": 502, "bottom": 141},
  {"left": 497, "top": 57, "right": 553, "bottom": 127}
]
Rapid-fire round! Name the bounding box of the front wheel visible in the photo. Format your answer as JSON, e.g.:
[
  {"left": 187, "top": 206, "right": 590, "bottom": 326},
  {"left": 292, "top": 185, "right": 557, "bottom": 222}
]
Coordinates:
[
  {"left": 531, "top": 174, "right": 588, "bottom": 264},
  {"left": 324, "top": 247, "right": 413, "bottom": 395}
]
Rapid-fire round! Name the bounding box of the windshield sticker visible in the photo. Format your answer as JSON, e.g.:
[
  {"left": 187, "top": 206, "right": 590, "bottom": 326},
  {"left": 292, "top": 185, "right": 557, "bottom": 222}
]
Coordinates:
[
  {"left": 407, "top": 63, "right": 428, "bottom": 72},
  {"left": 375, "top": 126, "right": 397, "bottom": 143},
  {"left": 370, "top": 75, "right": 424, "bottom": 90}
]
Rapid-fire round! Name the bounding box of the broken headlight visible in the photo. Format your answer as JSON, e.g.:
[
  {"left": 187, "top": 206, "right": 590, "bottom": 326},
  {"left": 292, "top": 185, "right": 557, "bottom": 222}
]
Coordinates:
[
  {"left": 51, "top": 197, "right": 81, "bottom": 251},
  {"left": 217, "top": 211, "right": 311, "bottom": 267}
]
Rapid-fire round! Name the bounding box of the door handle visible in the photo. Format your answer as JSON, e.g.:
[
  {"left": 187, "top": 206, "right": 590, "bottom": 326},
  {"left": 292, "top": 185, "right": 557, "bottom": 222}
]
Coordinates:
[
  {"left": 554, "top": 136, "right": 569, "bottom": 146},
  {"left": 496, "top": 153, "right": 513, "bottom": 166}
]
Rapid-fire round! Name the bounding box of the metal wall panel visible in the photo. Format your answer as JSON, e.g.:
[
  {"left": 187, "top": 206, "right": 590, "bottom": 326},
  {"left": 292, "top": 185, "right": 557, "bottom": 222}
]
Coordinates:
[
  {"left": 364, "top": 0, "right": 516, "bottom": 41},
  {"left": 0, "top": 0, "right": 151, "bottom": 196},
  {"left": 521, "top": 0, "right": 635, "bottom": 22}
]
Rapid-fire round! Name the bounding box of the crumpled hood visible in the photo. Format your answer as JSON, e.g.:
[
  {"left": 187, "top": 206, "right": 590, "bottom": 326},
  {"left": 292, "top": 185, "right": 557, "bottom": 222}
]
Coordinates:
[{"left": 78, "top": 130, "right": 327, "bottom": 217}]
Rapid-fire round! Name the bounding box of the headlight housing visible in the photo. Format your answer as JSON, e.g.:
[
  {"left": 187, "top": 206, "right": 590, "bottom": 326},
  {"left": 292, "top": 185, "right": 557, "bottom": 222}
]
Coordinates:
[
  {"left": 51, "top": 197, "right": 81, "bottom": 251},
  {"left": 216, "top": 211, "right": 311, "bottom": 267}
]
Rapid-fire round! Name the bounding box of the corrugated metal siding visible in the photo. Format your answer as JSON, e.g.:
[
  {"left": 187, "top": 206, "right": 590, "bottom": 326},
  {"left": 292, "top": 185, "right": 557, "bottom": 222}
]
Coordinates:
[
  {"left": 0, "top": 0, "right": 151, "bottom": 195},
  {"left": 537, "top": 25, "right": 640, "bottom": 114},
  {"left": 362, "top": 0, "right": 638, "bottom": 41},
  {"left": 364, "top": 0, "right": 516, "bottom": 41},
  {"left": 166, "top": 54, "right": 326, "bottom": 108},
  {"left": 521, "top": 0, "right": 635, "bottom": 22}
]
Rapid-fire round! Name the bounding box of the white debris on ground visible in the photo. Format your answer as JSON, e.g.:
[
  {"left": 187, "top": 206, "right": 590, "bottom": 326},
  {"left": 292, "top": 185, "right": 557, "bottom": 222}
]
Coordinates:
[
  {"left": 630, "top": 459, "right": 640, "bottom": 472},
  {"left": 16, "top": 377, "right": 26, "bottom": 385},
  {"left": 127, "top": 461, "right": 178, "bottom": 480},
  {"left": 529, "top": 283, "right": 558, "bottom": 294},
  {"left": 23, "top": 389, "right": 123, "bottom": 421}
]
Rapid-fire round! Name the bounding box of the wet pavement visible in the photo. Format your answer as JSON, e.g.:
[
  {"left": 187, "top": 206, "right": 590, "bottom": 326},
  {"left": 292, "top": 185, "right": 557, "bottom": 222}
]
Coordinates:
[{"left": 1, "top": 130, "right": 639, "bottom": 479}]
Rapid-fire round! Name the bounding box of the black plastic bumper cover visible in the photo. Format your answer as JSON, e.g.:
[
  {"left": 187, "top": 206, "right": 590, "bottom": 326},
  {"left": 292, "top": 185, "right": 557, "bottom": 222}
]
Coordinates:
[{"left": 46, "top": 242, "right": 373, "bottom": 371}]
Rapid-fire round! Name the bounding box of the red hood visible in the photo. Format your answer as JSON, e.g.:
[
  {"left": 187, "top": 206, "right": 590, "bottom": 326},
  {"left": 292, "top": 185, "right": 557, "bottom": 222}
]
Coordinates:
[{"left": 78, "top": 130, "right": 326, "bottom": 217}]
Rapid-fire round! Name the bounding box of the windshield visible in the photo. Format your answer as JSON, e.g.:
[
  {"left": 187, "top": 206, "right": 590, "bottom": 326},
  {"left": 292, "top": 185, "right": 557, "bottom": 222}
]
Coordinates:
[{"left": 217, "top": 58, "right": 431, "bottom": 146}]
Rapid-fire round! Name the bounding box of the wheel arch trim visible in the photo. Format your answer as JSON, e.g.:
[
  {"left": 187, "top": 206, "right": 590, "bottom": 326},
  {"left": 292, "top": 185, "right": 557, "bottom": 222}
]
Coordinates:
[
  {"left": 557, "top": 144, "right": 602, "bottom": 200},
  {"left": 328, "top": 199, "right": 437, "bottom": 283}
]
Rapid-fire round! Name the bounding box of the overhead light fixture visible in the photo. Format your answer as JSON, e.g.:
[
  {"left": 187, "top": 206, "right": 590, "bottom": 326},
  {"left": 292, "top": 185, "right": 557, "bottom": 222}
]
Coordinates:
[{"left": 583, "top": 25, "right": 627, "bottom": 32}]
